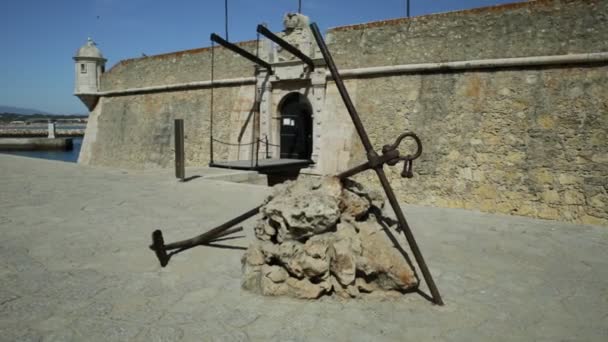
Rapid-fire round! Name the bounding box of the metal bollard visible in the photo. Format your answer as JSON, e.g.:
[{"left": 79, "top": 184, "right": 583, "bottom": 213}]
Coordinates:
[{"left": 175, "top": 119, "right": 185, "bottom": 181}]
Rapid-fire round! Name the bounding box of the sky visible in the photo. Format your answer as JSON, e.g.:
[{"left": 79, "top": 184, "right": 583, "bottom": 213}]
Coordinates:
[{"left": 0, "top": 0, "right": 524, "bottom": 115}]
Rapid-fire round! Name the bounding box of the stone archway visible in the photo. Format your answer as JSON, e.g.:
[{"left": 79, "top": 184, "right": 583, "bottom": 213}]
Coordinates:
[{"left": 278, "top": 92, "right": 313, "bottom": 159}]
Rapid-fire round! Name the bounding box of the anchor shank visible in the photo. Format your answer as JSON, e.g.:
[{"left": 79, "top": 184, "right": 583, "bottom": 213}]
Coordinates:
[
  {"left": 309, "top": 23, "right": 374, "bottom": 154},
  {"left": 375, "top": 167, "right": 444, "bottom": 305},
  {"left": 310, "top": 22, "right": 444, "bottom": 305}
]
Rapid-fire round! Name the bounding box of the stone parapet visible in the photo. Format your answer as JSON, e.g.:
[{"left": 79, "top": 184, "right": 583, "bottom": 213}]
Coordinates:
[
  {"left": 101, "top": 41, "right": 259, "bottom": 91},
  {"left": 326, "top": 0, "right": 608, "bottom": 69}
]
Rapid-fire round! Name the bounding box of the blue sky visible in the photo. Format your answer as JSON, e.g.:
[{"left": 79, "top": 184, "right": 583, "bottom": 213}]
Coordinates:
[{"left": 0, "top": 0, "right": 523, "bottom": 114}]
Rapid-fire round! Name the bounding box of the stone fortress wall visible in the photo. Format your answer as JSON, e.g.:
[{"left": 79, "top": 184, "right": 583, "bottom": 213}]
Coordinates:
[
  {"left": 80, "top": 0, "right": 608, "bottom": 225},
  {"left": 329, "top": 0, "right": 608, "bottom": 225},
  {"left": 80, "top": 42, "right": 258, "bottom": 168}
]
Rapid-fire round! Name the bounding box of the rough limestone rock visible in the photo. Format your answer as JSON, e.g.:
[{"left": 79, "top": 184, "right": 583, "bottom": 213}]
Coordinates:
[
  {"left": 255, "top": 177, "right": 342, "bottom": 243},
  {"left": 242, "top": 176, "right": 419, "bottom": 299}
]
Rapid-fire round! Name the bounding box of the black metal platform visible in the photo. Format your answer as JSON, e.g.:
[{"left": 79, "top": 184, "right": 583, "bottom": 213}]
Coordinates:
[{"left": 209, "top": 158, "right": 313, "bottom": 173}]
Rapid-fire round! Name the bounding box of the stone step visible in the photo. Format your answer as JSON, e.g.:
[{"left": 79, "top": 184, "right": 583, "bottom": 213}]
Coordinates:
[{"left": 202, "top": 168, "right": 268, "bottom": 185}]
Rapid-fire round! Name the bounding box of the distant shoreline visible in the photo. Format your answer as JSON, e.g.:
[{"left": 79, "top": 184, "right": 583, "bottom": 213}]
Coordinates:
[
  {"left": 0, "top": 112, "right": 87, "bottom": 120},
  {"left": 0, "top": 125, "right": 85, "bottom": 137}
]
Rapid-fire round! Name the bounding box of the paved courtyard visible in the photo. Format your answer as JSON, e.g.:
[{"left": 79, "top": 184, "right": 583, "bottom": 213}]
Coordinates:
[{"left": 0, "top": 154, "right": 606, "bottom": 341}]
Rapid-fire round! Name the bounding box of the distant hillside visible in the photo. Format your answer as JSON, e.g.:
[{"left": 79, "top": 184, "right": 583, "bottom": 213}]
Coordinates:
[{"left": 0, "top": 105, "right": 52, "bottom": 115}]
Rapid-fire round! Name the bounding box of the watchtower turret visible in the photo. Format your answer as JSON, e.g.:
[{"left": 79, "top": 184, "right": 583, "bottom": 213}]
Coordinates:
[{"left": 73, "top": 38, "right": 106, "bottom": 110}]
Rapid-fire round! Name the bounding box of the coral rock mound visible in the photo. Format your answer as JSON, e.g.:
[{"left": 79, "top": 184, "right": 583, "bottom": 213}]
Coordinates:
[{"left": 242, "top": 176, "right": 419, "bottom": 299}]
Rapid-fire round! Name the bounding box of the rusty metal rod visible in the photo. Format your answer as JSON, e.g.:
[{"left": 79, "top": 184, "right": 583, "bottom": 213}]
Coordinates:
[
  {"left": 150, "top": 205, "right": 261, "bottom": 267},
  {"left": 210, "top": 33, "right": 272, "bottom": 71},
  {"left": 375, "top": 167, "right": 443, "bottom": 305},
  {"left": 256, "top": 25, "right": 314, "bottom": 71},
  {"left": 337, "top": 162, "right": 369, "bottom": 180},
  {"left": 164, "top": 205, "right": 260, "bottom": 250},
  {"left": 208, "top": 226, "right": 243, "bottom": 241},
  {"left": 310, "top": 22, "right": 444, "bottom": 305},
  {"left": 309, "top": 23, "right": 374, "bottom": 154},
  {"left": 338, "top": 149, "right": 399, "bottom": 179}
]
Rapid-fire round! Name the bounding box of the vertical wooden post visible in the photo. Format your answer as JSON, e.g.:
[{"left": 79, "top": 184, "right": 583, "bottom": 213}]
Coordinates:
[{"left": 175, "top": 119, "right": 185, "bottom": 181}]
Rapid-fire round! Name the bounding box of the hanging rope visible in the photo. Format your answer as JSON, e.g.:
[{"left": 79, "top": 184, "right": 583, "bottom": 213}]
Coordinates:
[
  {"left": 255, "top": 28, "right": 260, "bottom": 59},
  {"left": 252, "top": 29, "right": 263, "bottom": 167},
  {"left": 254, "top": 26, "right": 263, "bottom": 116},
  {"left": 211, "top": 137, "right": 278, "bottom": 147},
  {"left": 212, "top": 138, "right": 256, "bottom": 147},
  {"left": 224, "top": 0, "right": 229, "bottom": 41},
  {"left": 209, "top": 39, "right": 215, "bottom": 164},
  {"left": 208, "top": 17, "right": 282, "bottom": 165}
]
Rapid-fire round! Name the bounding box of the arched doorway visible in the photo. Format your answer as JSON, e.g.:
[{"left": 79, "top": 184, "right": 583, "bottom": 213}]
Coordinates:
[{"left": 278, "top": 92, "right": 312, "bottom": 160}]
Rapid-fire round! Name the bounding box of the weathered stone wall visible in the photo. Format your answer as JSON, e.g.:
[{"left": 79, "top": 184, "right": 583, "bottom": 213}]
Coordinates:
[
  {"left": 322, "top": 0, "right": 608, "bottom": 225},
  {"left": 80, "top": 85, "right": 255, "bottom": 169},
  {"left": 83, "top": 41, "right": 260, "bottom": 169},
  {"left": 348, "top": 66, "right": 608, "bottom": 226},
  {"left": 101, "top": 41, "right": 258, "bottom": 90},
  {"left": 326, "top": 0, "right": 608, "bottom": 68}
]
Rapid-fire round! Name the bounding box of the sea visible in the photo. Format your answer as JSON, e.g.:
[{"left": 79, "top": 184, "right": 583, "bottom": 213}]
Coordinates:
[{"left": 1, "top": 137, "right": 83, "bottom": 163}]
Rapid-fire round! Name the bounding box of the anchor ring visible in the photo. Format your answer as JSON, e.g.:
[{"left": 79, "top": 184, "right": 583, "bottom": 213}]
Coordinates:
[{"left": 382, "top": 132, "right": 423, "bottom": 164}]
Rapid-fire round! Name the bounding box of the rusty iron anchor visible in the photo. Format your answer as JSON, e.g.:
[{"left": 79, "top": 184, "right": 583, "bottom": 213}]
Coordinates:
[{"left": 309, "top": 22, "right": 443, "bottom": 305}]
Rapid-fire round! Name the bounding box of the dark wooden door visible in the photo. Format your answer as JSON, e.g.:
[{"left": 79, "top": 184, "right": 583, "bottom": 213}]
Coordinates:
[{"left": 280, "top": 94, "right": 312, "bottom": 159}]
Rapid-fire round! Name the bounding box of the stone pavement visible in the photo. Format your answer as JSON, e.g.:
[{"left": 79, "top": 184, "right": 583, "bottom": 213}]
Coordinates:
[{"left": 0, "top": 154, "right": 606, "bottom": 341}]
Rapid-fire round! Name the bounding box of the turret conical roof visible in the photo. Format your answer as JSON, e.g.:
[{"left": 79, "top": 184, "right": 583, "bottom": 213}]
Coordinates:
[{"left": 74, "top": 37, "right": 105, "bottom": 60}]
